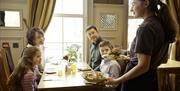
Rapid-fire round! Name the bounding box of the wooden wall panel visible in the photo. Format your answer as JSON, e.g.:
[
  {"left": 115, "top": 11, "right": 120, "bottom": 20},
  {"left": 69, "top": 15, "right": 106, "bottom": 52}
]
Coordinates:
[{"left": 94, "top": 0, "right": 123, "bottom": 4}]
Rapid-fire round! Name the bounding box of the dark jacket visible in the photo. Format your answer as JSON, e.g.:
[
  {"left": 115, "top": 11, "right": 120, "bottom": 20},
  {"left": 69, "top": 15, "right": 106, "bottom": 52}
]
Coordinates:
[{"left": 88, "top": 37, "right": 103, "bottom": 71}]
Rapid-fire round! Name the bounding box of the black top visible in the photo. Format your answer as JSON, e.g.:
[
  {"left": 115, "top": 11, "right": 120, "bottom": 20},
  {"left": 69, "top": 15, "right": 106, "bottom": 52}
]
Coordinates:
[
  {"left": 129, "top": 16, "right": 169, "bottom": 70},
  {"left": 88, "top": 37, "right": 103, "bottom": 71}
]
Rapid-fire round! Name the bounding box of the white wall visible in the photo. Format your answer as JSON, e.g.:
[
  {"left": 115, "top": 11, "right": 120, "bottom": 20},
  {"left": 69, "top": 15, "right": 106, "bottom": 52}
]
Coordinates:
[{"left": 0, "top": 0, "right": 28, "bottom": 66}]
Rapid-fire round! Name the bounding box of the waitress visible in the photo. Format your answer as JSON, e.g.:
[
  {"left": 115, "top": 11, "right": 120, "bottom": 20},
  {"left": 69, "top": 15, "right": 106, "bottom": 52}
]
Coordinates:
[{"left": 105, "top": 0, "right": 176, "bottom": 91}]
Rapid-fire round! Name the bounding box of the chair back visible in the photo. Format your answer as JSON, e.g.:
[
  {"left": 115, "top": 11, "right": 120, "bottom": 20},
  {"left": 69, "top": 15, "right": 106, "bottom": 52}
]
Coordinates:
[
  {"left": 2, "top": 42, "right": 14, "bottom": 73},
  {"left": 175, "top": 37, "right": 180, "bottom": 61},
  {"left": 0, "top": 48, "right": 11, "bottom": 77},
  {"left": 169, "top": 37, "right": 180, "bottom": 61},
  {"left": 0, "top": 48, "right": 9, "bottom": 91}
]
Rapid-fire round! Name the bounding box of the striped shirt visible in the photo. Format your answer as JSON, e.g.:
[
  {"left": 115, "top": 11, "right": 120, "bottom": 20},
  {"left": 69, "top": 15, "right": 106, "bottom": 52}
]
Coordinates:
[{"left": 21, "top": 69, "right": 37, "bottom": 91}]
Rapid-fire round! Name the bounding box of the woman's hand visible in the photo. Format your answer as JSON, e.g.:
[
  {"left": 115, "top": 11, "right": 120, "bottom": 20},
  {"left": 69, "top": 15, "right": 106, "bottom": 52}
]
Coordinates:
[{"left": 105, "top": 77, "right": 120, "bottom": 85}]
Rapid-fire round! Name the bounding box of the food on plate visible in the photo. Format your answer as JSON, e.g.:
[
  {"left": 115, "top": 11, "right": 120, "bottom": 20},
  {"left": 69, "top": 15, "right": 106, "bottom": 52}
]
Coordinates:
[{"left": 82, "top": 71, "right": 106, "bottom": 82}]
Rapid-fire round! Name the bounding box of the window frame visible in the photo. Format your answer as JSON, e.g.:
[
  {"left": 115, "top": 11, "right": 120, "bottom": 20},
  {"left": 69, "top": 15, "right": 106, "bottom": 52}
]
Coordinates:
[{"left": 44, "top": 0, "right": 87, "bottom": 63}]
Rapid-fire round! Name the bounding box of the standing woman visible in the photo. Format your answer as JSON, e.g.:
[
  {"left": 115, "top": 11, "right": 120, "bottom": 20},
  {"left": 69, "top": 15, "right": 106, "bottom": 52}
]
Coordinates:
[
  {"left": 105, "top": 0, "right": 176, "bottom": 91},
  {"left": 8, "top": 47, "right": 41, "bottom": 91}
]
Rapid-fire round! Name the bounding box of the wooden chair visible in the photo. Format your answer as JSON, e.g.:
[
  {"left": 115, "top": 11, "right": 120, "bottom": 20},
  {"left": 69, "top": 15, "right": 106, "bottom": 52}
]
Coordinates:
[
  {"left": 2, "top": 42, "right": 14, "bottom": 73},
  {"left": 0, "top": 48, "right": 9, "bottom": 91},
  {"left": 157, "top": 39, "right": 180, "bottom": 91}
]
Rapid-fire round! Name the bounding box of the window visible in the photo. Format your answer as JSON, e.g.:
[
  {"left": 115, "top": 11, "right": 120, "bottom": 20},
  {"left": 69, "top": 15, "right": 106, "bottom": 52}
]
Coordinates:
[
  {"left": 128, "top": 0, "right": 143, "bottom": 49},
  {"left": 44, "top": 0, "right": 84, "bottom": 63}
]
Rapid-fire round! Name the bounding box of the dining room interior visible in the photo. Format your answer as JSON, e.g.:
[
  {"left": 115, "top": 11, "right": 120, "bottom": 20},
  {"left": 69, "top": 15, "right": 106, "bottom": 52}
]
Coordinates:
[{"left": 0, "top": 0, "right": 179, "bottom": 91}]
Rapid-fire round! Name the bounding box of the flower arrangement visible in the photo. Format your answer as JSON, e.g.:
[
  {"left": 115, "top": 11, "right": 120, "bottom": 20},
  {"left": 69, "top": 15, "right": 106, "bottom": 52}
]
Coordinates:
[{"left": 63, "top": 44, "right": 80, "bottom": 63}]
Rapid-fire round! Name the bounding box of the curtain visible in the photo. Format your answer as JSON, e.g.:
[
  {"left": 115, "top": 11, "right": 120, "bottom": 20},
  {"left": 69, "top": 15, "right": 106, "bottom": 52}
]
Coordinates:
[
  {"left": 163, "top": 0, "right": 180, "bottom": 36},
  {"left": 164, "top": 0, "right": 180, "bottom": 60},
  {"left": 0, "top": 49, "right": 9, "bottom": 91},
  {"left": 160, "top": 1, "right": 180, "bottom": 91},
  {"left": 25, "top": 0, "right": 56, "bottom": 32},
  {"left": 162, "top": 0, "right": 180, "bottom": 61},
  {"left": 2, "top": 42, "right": 14, "bottom": 73}
]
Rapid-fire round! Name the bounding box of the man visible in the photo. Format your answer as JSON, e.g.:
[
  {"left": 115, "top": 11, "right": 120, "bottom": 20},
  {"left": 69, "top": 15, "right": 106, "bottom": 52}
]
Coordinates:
[{"left": 86, "top": 25, "right": 103, "bottom": 71}]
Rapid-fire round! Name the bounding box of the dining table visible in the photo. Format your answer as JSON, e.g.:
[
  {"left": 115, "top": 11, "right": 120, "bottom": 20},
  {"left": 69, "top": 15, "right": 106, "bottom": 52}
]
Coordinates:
[{"left": 38, "top": 62, "right": 104, "bottom": 91}]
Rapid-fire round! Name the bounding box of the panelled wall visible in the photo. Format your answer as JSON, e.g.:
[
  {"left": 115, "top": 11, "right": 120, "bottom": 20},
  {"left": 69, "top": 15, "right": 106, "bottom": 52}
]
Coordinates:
[
  {"left": 92, "top": 0, "right": 128, "bottom": 49},
  {"left": 0, "top": 1, "right": 28, "bottom": 66},
  {"left": 94, "top": 0, "right": 123, "bottom": 4}
]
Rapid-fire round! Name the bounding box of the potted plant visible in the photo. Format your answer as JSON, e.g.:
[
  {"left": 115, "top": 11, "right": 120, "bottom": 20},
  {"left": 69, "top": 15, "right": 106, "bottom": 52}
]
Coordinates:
[{"left": 63, "top": 44, "right": 80, "bottom": 63}]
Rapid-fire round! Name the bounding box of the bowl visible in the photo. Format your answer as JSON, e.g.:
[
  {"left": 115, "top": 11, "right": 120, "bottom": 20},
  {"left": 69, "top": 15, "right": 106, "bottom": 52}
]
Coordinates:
[{"left": 82, "top": 71, "right": 106, "bottom": 82}]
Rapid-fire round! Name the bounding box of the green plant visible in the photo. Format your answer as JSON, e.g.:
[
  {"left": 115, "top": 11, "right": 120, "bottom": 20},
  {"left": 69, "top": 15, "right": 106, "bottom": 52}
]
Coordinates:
[{"left": 65, "top": 44, "right": 80, "bottom": 62}]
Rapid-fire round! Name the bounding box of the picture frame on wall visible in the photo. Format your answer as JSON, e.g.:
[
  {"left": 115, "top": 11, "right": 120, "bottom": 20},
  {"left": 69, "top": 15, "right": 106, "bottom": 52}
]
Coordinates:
[{"left": 100, "top": 13, "right": 118, "bottom": 31}]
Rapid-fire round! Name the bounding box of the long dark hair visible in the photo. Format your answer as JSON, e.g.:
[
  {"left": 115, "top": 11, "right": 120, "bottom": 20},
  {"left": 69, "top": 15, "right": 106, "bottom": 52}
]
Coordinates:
[
  {"left": 146, "top": 0, "right": 176, "bottom": 43},
  {"left": 7, "top": 47, "right": 40, "bottom": 91}
]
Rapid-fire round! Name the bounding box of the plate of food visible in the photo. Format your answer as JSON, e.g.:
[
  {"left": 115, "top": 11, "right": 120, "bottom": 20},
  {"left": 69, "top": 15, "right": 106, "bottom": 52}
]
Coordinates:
[{"left": 82, "top": 71, "right": 107, "bottom": 83}]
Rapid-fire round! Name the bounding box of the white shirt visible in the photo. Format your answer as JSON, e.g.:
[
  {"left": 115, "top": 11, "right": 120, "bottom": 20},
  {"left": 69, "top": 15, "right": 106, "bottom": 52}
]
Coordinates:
[{"left": 100, "top": 59, "right": 121, "bottom": 79}]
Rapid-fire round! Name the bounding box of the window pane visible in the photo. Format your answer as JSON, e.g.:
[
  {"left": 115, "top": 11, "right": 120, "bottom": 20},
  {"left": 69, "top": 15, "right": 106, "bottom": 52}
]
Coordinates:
[
  {"left": 62, "top": 0, "right": 83, "bottom": 14},
  {"left": 54, "top": 0, "right": 63, "bottom": 14},
  {"left": 45, "top": 17, "right": 62, "bottom": 42},
  {"left": 44, "top": 0, "right": 84, "bottom": 63},
  {"left": 128, "top": 19, "right": 143, "bottom": 49},
  {"left": 54, "top": 0, "right": 83, "bottom": 14},
  {"left": 5, "top": 11, "right": 20, "bottom": 27},
  {"left": 128, "top": 0, "right": 133, "bottom": 16},
  {"left": 44, "top": 17, "right": 63, "bottom": 62},
  {"left": 63, "top": 17, "right": 83, "bottom": 62},
  {"left": 63, "top": 17, "right": 83, "bottom": 43},
  {"left": 44, "top": 43, "right": 63, "bottom": 63}
]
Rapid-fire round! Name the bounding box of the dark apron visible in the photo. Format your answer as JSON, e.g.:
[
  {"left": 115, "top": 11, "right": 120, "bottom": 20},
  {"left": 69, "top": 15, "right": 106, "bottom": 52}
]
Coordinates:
[{"left": 121, "top": 61, "right": 158, "bottom": 91}]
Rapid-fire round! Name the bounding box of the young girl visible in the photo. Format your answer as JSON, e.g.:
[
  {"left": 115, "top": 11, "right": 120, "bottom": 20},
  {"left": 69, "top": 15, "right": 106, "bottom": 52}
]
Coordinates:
[
  {"left": 8, "top": 47, "right": 41, "bottom": 91},
  {"left": 105, "top": 0, "right": 176, "bottom": 91}
]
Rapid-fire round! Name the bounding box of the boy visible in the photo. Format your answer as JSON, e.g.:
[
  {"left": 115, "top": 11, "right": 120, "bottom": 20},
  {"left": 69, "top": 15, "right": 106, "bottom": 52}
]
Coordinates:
[{"left": 99, "top": 40, "right": 121, "bottom": 91}]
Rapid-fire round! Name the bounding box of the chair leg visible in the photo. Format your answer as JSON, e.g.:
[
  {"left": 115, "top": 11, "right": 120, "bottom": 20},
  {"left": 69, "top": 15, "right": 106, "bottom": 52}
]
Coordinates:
[{"left": 169, "top": 74, "right": 176, "bottom": 91}]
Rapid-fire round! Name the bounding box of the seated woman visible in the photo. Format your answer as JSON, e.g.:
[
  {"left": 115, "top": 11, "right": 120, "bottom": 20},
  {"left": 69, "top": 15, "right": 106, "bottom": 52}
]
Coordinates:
[
  {"left": 22, "top": 27, "right": 45, "bottom": 72},
  {"left": 8, "top": 47, "right": 41, "bottom": 91}
]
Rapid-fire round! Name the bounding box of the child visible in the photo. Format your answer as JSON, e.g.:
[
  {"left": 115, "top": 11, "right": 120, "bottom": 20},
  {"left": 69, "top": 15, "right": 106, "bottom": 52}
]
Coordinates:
[
  {"left": 99, "top": 40, "right": 121, "bottom": 91},
  {"left": 8, "top": 47, "right": 41, "bottom": 91}
]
